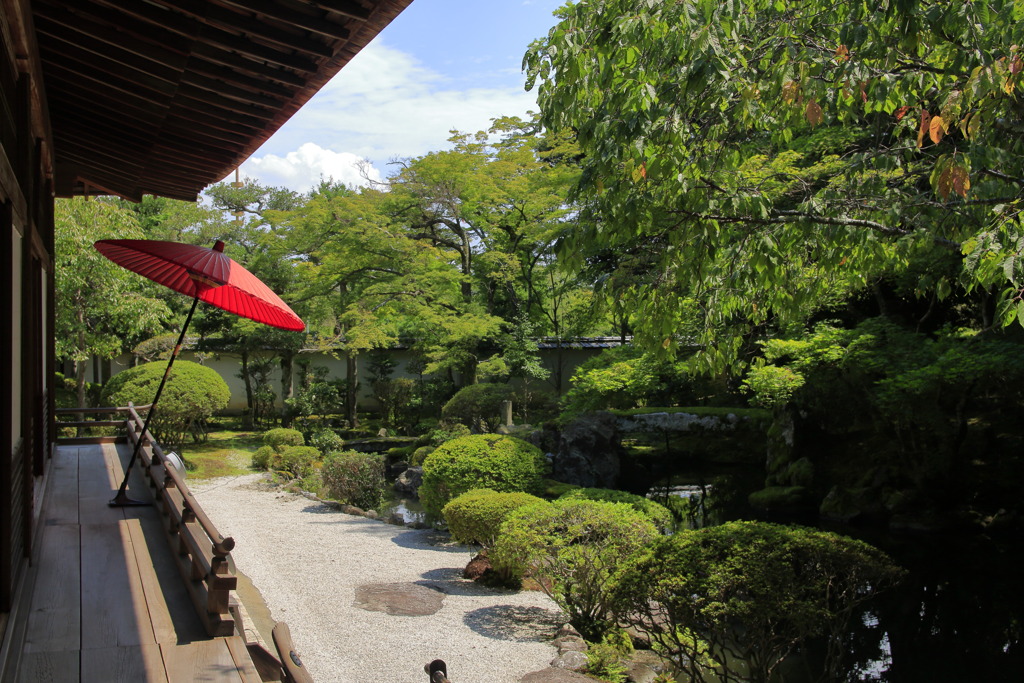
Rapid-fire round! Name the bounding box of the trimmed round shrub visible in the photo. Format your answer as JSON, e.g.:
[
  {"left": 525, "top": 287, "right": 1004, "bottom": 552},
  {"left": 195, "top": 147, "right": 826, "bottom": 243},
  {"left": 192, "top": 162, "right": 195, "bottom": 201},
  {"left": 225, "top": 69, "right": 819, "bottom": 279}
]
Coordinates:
[
  {"left": 270, "top": 445, "right": 320, "bottom": 479},
  {"left": 441, "top": 488, "right": 548, "bottom": 548},
  {"left": 419, "top": 434, "right": 548, "bottom": 517},
  {"left": 101, "top": 360, "right": 229, "bottom": 449},
  {"left": 559, "top": 487, "right": 673, "bottom": 532},
  {"left": 320, "top": 451, "right": 387, "bottom": 510},
  {"left": 310, "top": 428, "right": 344, "bottom": 455},
  {"left": 611, "top": 521, "right": 905, "bottom": 683},
  {"left": 252, "top": 445, "right": 274, "bottom": 471},
  {"left": 264, "top": 427, "right": 305, "bottom": 451},
  {"left": 411, "top": 446, "right": 435, "bottom": 467},
  {"left": 491, "top": 498, "right": 657, "bottom": 641},
  {"left": 441, "top": 383, "right": 516, "bottom": 428}
]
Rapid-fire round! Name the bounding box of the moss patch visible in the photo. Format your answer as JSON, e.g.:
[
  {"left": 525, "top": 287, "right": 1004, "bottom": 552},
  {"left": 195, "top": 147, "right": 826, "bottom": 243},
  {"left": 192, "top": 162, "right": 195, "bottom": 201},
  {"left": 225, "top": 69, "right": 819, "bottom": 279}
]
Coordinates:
[{"left": 182, "top": 430, "right": 263, "bottom": 479}]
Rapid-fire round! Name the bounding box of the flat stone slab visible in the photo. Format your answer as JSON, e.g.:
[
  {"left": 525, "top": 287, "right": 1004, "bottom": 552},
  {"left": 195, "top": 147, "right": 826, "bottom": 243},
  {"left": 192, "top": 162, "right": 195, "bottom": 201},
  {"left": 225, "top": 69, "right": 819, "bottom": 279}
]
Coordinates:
[
  {"left": 520, "top": 667, "right": 594, "bottom": 682},
  {"left": 353, "top": 582, "right": 445, "bottom": 616}
]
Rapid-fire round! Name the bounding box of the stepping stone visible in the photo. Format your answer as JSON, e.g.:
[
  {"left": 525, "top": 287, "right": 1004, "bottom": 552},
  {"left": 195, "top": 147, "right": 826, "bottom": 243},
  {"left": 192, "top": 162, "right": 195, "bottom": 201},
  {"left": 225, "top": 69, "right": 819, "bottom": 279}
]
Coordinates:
[
  {"left": 519, "top": 667, "right": 593, "bottom": 682},
  {"left": 353, "top": 582, "right": 445, "bottom": 616}
]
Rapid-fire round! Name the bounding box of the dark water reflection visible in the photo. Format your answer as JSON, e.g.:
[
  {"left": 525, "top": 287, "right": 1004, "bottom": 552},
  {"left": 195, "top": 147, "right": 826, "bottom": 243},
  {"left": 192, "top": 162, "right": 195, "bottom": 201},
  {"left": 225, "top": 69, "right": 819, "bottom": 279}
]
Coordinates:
[{"left": 650, "top": 472, "right": 1024, "bottom": 681}]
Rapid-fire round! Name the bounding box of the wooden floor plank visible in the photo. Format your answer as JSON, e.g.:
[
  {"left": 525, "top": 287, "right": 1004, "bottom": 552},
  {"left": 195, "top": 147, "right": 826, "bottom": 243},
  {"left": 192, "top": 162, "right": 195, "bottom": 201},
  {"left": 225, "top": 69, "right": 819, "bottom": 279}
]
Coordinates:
[
  {"left": 124, "top": 518, "right": 182, "bottom": 645},
  {"left": 81, "top": 644, "right": 168, "bottom": 683},
  {"left": 15, "top": 650, "right": 78, "bottom": 682},
  {"left": 224, "top": 636, "right": 262, "bottom": 683},
  {"left": 80, "top": 520, "right": 154, "bottom": 650},
  {"left": 160, "top": 640, "right": 245, "bottom": 683},
  {"left": 78, "top": 444, "right": 126, "bottom": 527},
  {"left": 43, "top": 447, "right": 79, "bottom": 526},
  {"left": 22, "top": 524, "right": 80, "bottom": 653}
]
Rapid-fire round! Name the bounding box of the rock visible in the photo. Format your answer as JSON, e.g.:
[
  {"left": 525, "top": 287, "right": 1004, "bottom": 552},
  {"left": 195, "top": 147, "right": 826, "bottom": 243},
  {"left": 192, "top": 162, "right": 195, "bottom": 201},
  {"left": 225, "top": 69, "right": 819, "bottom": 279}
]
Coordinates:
[
  {"left": 554, "top": 411, "right": 622, "bottom": 488},
  {"left": 352, "top": 582, "right": 445, "bottom": 616},
  {"left": 549, "top": 650, "right": 589, "bottom": 672},
  {"left": 784, "top": 457, "right": 815, "bottom": 487},
  {"left": 820, "top": 485, "right": 864, "bottom": 522},
  {"left": 626, "top": 650, "right": 668, "bottom": 682},
  {"left": 388, "top": 460, "right": 409, "bottom": 477},
  {"left": 463, "top": 553, "right": 492, "bottom": 581},
  {"left": 394, "top": 466, "right": 423, "bottom": 496},
  {"left": 377, "top": 427, "right": 389, "bottom": 437},
  {"left": 341, "top": 505, "right": 364, "bottom": 516},
  {"left": 519, "top": 667, "right": 593, "bottom": 682},
  {"left": 552, "top": 636, "right": 588, "bottom": 653},
  {"left": 388, "top": 512, "right": 405, "bottom": 525},
  {"left": 496, "top": 424, "right": 511, "bottom": 434},
  {"left": 748, "top": 485, "right": 809, "bottom": 512},
  {"left": 555, "top": 623, "right": 582, "bottom": 639},
  {"left": 363, "top": 509, "right": 379, "bottom": 520}
]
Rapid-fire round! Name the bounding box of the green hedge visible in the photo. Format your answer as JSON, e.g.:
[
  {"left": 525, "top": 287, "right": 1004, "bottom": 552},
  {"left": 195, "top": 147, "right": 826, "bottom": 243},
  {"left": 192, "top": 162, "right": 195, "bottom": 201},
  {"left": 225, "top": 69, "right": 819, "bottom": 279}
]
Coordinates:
[
  {"left": 101, "top": 360, "right": 229, "bottom": 449},
  {"left": 271, "top": 445, "right": 320, "bottom": 479},
  {"left": 419, "top": 434, "right": 547, "bottom": 517},
  {"left": 491, "top": 498, "right": 657, "bottom": 640},
  {"left": 559, "top": 487, "right": 673, "bottom": 532},
  {"left": 442, "top": 489, "right": 547, "bottom": 547},
  {"left": 320, "top": 451, "right": 387, "bottom": 511},
  {"left": 264, "top": 428, "right": 305, "bottom": 451},
  {"left": 611, "top": 521, "right": 904, "bottom": 682},
  {"left": 441, "top": 384, "right": 515, "bottom": 428}
]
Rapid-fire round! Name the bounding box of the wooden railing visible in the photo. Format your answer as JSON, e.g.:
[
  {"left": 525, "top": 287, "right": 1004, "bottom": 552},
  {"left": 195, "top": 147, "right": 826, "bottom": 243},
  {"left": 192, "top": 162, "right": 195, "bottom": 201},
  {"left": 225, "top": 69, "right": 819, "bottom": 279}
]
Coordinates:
[
  {"left": 55, "top": 404, "right": 313, "bottom": 681},
  {"left": 55, "top": 405, "right": 140, "bottom": 443},
  {"left": 123, "top": 403, "right": 238, "bottom": 637}
]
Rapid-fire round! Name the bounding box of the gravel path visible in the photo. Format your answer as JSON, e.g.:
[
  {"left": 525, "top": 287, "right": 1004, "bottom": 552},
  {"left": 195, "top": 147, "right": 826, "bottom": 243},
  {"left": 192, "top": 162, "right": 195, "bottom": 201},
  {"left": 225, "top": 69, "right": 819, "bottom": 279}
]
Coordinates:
[{"left": 190, "top": 474, "right": 564, "bottom": 683}]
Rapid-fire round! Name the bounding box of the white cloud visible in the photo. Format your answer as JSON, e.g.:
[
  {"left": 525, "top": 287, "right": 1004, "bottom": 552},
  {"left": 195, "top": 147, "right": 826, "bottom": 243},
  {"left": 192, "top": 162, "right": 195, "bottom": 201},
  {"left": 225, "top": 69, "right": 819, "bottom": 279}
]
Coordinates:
[
  {"left": 236, "top": 143, "right": 381, "bottom": 194},
  {"left": 239, "top": 41, "right": 539, "bottom": 191}
]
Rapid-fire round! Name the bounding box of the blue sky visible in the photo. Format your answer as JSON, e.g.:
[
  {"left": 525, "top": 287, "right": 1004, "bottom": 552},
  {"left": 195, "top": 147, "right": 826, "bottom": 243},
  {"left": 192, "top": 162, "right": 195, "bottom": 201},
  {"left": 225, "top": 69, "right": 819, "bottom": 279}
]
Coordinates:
[{"left": 236, "top": 0, "right": 568, "bottom": 192}]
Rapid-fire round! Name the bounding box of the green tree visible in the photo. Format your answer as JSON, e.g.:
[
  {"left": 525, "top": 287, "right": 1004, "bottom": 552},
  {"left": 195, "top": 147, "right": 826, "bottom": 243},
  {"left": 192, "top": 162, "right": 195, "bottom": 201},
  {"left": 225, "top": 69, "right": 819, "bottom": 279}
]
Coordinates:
[
  {"left": 54, "top": 198, "right": 170, "bottom": 407},
  {"left": 525, "top": 0, "right": 1024, "bottom": 368}
]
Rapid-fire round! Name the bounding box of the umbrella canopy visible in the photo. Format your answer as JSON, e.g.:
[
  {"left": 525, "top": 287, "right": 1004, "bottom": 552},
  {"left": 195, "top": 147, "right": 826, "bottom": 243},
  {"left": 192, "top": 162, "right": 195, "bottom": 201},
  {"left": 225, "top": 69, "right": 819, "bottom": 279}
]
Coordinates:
[{"left": 94, "top": 239, "right": 304, "bottom": 331}]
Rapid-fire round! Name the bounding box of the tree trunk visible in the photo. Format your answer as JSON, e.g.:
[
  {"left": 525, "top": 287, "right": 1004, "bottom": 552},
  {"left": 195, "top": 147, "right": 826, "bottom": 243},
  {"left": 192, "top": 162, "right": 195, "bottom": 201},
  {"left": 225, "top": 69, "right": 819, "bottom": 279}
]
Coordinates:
[
  {"left": 346, "top": 353, "right": 359, "bottom": 428},
  {"left": 280, "top": 351, "right": 295, "bottom": 428},
  {"left": 240, "top": 349, "right": 253, "bottom": 429}
]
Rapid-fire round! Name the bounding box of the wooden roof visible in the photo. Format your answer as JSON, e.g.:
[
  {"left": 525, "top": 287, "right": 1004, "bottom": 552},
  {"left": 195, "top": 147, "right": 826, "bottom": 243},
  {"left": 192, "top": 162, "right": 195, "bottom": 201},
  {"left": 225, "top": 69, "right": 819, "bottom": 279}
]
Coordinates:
[{"left": 33, "top": 0, "right": 415, "bottom": 201}]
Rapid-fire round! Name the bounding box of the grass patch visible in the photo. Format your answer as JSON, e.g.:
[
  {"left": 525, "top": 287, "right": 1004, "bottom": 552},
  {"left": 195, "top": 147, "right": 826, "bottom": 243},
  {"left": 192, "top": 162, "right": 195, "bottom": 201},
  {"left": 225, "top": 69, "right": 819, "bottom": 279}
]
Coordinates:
[{"left": 181, "top": 429, "right": 264, "bottom": 480}]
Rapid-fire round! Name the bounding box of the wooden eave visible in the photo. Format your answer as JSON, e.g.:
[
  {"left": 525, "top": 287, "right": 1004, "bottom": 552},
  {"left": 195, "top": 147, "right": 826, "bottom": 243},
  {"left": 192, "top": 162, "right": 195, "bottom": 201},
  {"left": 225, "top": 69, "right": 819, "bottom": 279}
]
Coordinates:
[{"left": 33, "top": 0, "right": 415, "bottom": 202}]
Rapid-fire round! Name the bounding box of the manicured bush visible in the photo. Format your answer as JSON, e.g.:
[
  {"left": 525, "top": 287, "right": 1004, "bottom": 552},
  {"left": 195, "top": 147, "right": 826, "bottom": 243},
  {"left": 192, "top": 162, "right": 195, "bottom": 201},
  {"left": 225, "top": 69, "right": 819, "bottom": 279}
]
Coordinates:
[
  {"left": 271, "top": 445, "right": 320, "bottom": 479},
  {"left": 441, "top": 383, "right": 516, "bottom": 429},
  {"left": 252, "top": 445, "right": 274, "bottom": 471},
  {"left": 419, "top": 434, "right": 548, "bottom": 517},
  {"left": 101, "top": 360, "right": 229, "bottom": 449},
  {"left": 428, "top": 423, "right": 472, "bottom": 446},
  {"left": 411, "top": 446, "right": 435, "bottom": 467},
  {"left": 559, "top": 487, "right": 673, "bottom": 532},
  {"left": 441, "top": 489, "right": 548, "bottom": 548},
  {"left": 490, "top": 498, "right": 658, "bottom": 640},
  {"left": 263, "top": 427, "right": 305, "bottom": 451},
  {"left": 320, "top": 451, "right": 387, "bottom": 511},
  {"left": 611, "top": 521, "right": 904, "bottom": 683},
  {"left": 310, "top": 428, "right": 345, "bottom": 455}
]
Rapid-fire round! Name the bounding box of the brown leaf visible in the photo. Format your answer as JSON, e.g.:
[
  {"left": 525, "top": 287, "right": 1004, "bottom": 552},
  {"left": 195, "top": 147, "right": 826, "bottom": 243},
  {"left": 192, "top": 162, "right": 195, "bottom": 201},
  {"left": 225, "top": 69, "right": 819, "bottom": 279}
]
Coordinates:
[
  {"left": 929, "top": 116, "right": 945, "bottom": 144},
  {"left": 951, "top": 165, "right": 971, "bottom": 198},
  {"left": 936, "top": 167, "right": 953, "bottom": 201},
  {"left": 895, "top": 105, "right": 911, "bottom": 121},
  {"left": 917, "top": 109, "right": 931, "bottom": 148},
  {"left": 860, "top": 81, "right": 868, "bottom": 103},
  {"left": 835, "top": 45, "right": 850, "bottom": 62},
  {"left": 782, "top": 81, "right": 800, "bottom": 105},
  {"left": 806, "top": 99, "right": 823, "bottom": 127}
]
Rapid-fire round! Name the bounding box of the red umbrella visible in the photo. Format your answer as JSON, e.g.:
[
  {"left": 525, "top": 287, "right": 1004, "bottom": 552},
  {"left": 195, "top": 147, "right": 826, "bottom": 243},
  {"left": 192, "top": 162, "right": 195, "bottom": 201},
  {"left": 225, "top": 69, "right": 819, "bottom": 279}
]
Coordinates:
[{"left": 94, "top": 239, "right": 304, "bottom": 505}]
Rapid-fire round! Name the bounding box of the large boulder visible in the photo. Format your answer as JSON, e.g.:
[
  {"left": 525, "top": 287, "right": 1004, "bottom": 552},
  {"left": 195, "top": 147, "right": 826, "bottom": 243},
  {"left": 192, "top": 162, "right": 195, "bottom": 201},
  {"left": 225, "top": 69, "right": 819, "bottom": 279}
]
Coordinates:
[
  {"left": 394, "top": 466, "right": 423, "bottom": 496},
  {"left": 553, "top": 412, "right": 622, "bottom": 488}
]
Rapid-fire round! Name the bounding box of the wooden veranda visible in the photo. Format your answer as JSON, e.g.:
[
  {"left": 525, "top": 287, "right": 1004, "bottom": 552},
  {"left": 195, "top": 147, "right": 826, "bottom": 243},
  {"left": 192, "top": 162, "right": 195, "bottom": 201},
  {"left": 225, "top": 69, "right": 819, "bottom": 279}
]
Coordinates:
[{"left": 2, "top": 408, "right": 310, "bottom": 683}]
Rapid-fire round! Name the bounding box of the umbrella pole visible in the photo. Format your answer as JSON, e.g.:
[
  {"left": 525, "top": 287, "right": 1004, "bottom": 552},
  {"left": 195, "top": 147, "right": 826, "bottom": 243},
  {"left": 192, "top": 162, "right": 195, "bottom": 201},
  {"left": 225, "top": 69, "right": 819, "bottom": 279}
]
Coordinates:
[{"left": 110, "top": 295, "right": 201, "bottom": 507}]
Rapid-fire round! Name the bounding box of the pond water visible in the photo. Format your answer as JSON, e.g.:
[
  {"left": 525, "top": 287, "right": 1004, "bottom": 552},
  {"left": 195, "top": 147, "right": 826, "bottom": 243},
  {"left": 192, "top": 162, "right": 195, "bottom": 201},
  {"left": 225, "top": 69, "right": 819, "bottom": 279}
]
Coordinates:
[{"left": 648, "top": 471, "right": 1024, "bottom": 681}]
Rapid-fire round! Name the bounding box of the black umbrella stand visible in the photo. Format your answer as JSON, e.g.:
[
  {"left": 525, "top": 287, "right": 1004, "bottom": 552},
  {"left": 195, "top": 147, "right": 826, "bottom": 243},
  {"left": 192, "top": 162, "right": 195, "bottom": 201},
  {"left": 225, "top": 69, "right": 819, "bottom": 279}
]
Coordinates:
[{"left": 110, "top": 295, "right": 200, "bottom": 507}]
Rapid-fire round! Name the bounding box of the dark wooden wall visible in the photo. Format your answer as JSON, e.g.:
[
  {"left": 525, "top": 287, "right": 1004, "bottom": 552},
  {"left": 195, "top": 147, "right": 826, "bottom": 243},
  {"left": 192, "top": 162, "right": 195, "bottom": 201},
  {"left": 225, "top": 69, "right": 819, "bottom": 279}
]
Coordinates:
[{"left": 0, "top": 0, "right": 56, "bottom": 653}]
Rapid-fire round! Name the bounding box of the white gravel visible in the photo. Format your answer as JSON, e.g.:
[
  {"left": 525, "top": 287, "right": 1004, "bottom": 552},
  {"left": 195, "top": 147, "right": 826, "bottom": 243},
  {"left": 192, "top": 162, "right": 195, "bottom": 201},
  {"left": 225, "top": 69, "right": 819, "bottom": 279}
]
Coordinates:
[{"left": 190, "top": 474, "right": 564, "bottom": 683}]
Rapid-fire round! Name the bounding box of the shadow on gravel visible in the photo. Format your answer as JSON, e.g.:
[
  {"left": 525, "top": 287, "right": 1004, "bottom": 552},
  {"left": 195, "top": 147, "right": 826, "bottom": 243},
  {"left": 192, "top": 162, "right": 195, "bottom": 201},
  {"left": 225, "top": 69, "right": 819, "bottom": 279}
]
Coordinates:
[
  {"left": 415, "top": 567, "right": 511, "bottom": 598},
  {"left": 463, "top": 604, "right": 565, "bottom": 642}
]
